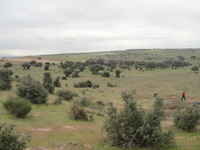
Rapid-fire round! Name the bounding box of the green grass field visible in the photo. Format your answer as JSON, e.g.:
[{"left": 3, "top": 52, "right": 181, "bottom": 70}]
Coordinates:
[{"left": 0, "top": 49, "right": 200, "bottom": 150}]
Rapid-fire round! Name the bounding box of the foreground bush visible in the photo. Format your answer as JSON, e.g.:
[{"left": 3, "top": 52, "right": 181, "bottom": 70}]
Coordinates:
[
  {"left": 103, "top": 91, "right": 144, "bottom": 147},
  {"left": 3, "top": 96, "right": 32, "bottom": 118},
  {"left": 103, "top": 92, "right": 175, "bottom": 148},
  {"left": 174, "top": 104, "right": 200, "bottom": 132},
  {"left": 16, "top": 76, "right": 48, "bottom": 104},
  {"left": 0, "top": 123, "right": 31, "bottom": 150},
  {"left": 140, "top": 98, "right": 175, "bottom": 148},
  {"left": 56, "top": 89, "right": 73, "bottom": 101},
  {"left": 69, "top": 104, "right": 93, "bottom": 121}
]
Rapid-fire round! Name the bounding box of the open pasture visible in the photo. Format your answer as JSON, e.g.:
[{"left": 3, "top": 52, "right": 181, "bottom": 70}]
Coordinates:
[{"left": 0, "top": 49, "right": 200, "bottom": 150}]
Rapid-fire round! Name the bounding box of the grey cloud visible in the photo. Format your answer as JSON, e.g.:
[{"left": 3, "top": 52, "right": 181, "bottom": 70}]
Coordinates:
[{"left": 0, "top": 0, "right": 200, "bottom": 56}]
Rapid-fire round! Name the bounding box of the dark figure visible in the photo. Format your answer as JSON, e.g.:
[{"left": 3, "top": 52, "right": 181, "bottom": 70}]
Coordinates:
[
  {"left": 154, "top": 93, "right": 158, "bottom": 98},
  {"left": 181, "top": 91, "right": 186, "bottom": 101}
]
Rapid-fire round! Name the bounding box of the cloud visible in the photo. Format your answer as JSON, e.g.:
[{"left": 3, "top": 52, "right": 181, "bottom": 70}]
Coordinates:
[{"left": 0, "top": 0, "right": 200, "bottom": 56}]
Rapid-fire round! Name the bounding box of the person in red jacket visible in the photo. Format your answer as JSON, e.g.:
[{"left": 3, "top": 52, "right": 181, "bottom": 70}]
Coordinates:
[{"left": 181, "top": 91, "right": 186, "bottom": 101}]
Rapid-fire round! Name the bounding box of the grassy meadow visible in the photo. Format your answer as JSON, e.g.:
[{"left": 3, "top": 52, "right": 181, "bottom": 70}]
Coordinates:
[{"left": 0, "top": 49, "right": 200, "bottom": 150}]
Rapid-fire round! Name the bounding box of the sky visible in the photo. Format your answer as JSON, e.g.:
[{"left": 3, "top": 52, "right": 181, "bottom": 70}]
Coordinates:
[{"left": 0, "top": 0, "right": 200, "bottom": 56}]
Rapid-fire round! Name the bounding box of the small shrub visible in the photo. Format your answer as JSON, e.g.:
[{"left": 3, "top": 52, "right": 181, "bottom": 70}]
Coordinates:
[
  {"left": 102, "top": 71, "right": 110, "bottom": 77},
  {"left": 96, "top": 101, "right": 105, "bottom": 107},
  {"left": 44, "top": 65, "right": 49, "bottom": 70},
  {"left": 72, "top": 92, "right": 79, "bottom": 97},
  {"left": 0, "top": 123, "right": 31, "bottom": 150},
  {"left": 3, "top": 62, "right": 12, "bottom": 68},
  {"left": 69, "top": 104, "right": 92, "bottom": 121},
  {"left": 75, "top": 97, "right": 92, "bottom": 107},
  {"left": 56, "top": 89, "right": 73, "bottom": 101},
  {"left": 174, "top": 104, "right": 200, "bottom": 132},
  {"left": 74, "top": 80, "right": 93, "bottom": 88},
  {"left": 53, "top": 76, "right": 61, "bottom": 87},
  {"left": 92, "top": 84, "right": 100, "bottom": 89},
  {"left": 107, "top": 82, "right": 117, "bottom": 87},
  {"left": 52, "top": 97, "right": 62, "bottom": 105},
  {"left": 3, "top": 96, "right": 32, "bottom": 118},
  {"left": 62, "top": 76, "right": 67, "bottom": 80}
]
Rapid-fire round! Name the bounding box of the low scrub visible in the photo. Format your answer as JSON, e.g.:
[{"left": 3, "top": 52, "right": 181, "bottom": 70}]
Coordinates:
[
  {"left": 69, "top": 104, "right": 93, "bottom": 121},
  {"left": 0, "top": 123, "right": 31, "bottom": 150},
  {"left": 75, "top": 97, "right": 92, "bottom": 107},
  {"left": 56, "top": 89, "right": 73, "bottom": 101},
  {"left": 107, "top": 82, "right": 117, "bottom": 87},
  {"left": 3, "top": 96, "right": 32, "bottom": 118},
  {"left": 174, "top": 103, "right": 200, "bottom": 132}
]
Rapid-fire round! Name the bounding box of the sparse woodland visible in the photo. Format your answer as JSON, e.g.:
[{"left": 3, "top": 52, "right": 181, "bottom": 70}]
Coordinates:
[{"left": 0, "top": 49, "right": 200, "bottom": 150}]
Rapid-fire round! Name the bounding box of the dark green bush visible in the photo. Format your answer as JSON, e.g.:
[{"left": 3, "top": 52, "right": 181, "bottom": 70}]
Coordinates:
[
  {"left": 69, "top": 104, "right": 93, "bottom": 121},
  {"left": 101, "top": 71, "right": 110, "bottom": 77},
  {"left": 44, "top": 65, "right": 49, "bottom": 70},
  {"left": 3, "top": 62, "right": 12, "bottom": 68},
  {"left": 174, "top": 104, "right": 200, "bottom": 132},
  {"left": 0, "top": 69, "right": 12, "bottom": 90},
  {"left": 115, "top": 69, "right": 121, "bottom": 78},
  {"left": 0, "top": 123, "right": 31, "bottom": 150},
  {"left": 16, "top": 76, "right": 48, "bottom": 104},
  {"left": 62, "top": 76, "right": 67, "bottom": 80},
  {"left": 43, "top": 72, "right": 55, "bottom": 94},
  {"left": 3, "top": 96, "right": 32, "bottom": 118},
  {"left": 74, "top": 80, "right": 93, "bottom": 88},
  {"left": 53, "top": 76, "right": 61, "bottom": 87},
  {"left": 56, "top": 89, "right": 73, "bottom": 101}
]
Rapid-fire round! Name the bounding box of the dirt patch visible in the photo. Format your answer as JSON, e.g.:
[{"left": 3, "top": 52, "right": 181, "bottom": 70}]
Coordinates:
[
  {"left": 61, "top": 125, "right": 76, "bottom": 130},
  {"left": 32, "top": 128, "right": 51, "bottom": 132}
]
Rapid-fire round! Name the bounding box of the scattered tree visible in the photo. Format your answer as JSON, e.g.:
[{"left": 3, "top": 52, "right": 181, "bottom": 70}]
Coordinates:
[
  {"left": 16, "top": 76, "right": 48, "bottom": 104},
  {"left": 43, "top": 72, "right": 54, "bottom": 94},
  {"left": 115, "top": 69, "right": 121, "bottom": 78}
]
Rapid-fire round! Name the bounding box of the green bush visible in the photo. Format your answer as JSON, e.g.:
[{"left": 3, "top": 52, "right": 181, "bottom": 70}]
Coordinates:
[
  {"left": 103, "top": 93, "right": 175, "bottom": 148},
  {"left": 3, "top": 96, "right": 32, "bottom": 118},
  {"left": 103, "top": 91, "right": 144, "bottom": 147},
  {"left": 43, "top": 72, "right": 55, "bottom": 94},
  {"left": 69, "top": 104, "right": 93, "bottom": 121},
  {"left": 0, "top": 69, "right": 12, "bottom": 90},
  {"left": 52, "top": 97, "right": 62, "bottom": 105},
  {"left": 74, "top": 80, "right": 93, "bottom": 88},
  {"left": 56, "top": 89, "right": 73, "bottom": 101},
  {"left": 53, "top": 76, "right": 61, "bottom": 87},
  {"left": 0, "top": 123, "right": 31, "bottom": 150},
  {"left": 16, "top": 76, "right": 48, "bottom": 104},
  {"left": 140, "top": 98, "right": 176, "bottom": 148},
  {"left": 174, "top": 104, "right": 200, "bottom": 132}
]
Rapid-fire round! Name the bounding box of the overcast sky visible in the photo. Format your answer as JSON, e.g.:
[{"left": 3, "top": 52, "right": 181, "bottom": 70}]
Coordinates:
[{"left": 0, "top": 0, "right": 200, "bottom": 56}]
